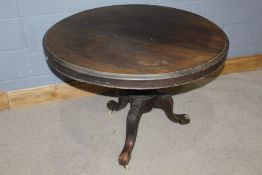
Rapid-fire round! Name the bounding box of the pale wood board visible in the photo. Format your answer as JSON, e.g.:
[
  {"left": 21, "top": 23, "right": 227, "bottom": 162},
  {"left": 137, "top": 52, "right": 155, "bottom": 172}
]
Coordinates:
[
  {"left": 221, "top": 55, "right": 262, "bottom": 75},
  {"left": 0, "top": 91, "right": 9, "bottom": 110},
  {"left": 1, "top": 54, "right": 262, "bottom": 110},
  {"left": 8, "top": 85, "right": 56, "bottom": 109},
  {"left": 53, "top": 82, "right": 109, "bottom": 101},
  {"left": 7, "top": 83, "right": 111, "bottom": 109}
]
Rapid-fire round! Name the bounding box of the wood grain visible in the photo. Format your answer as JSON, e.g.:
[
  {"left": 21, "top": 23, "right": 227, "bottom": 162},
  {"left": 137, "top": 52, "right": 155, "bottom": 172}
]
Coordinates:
[
  {"left": 53, "top": 82, "right": 109, "bottom": 101},
  {"left": 221, "top": 55, "right": 262, "bottom": 75},
  {"left": 45, "top": 5, "right": 227, "bottom": 75},
  {"left": 8, "top": 86, "right": 56, "bottom": 108},
  {"left": 44, "top": 4, "right": 229, "bottom": 89},
  {"left": 0, "top": 91, "right": 9, "bottom": 110},
  {"left": 7, "top": 83, "right": 110, "bottom": 109}
]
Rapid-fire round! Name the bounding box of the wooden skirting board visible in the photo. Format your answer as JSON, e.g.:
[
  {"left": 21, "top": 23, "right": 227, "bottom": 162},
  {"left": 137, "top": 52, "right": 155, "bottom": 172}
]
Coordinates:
[
  {"left": 0, "top": 92, "right": 9, "bottom": 110},
  {"left": 0, "top": 54, "right": 262, "bottom": 110}
]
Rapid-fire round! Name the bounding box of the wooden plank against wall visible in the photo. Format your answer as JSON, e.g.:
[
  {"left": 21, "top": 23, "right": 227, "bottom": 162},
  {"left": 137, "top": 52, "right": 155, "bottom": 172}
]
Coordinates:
[
  {"left": 7, "top": 82, "right": 111, "bottom": 109},
  {"left": 8, "top": 85, "right": 56, "bottom": 109},
  {"left": 2, "top": 54, "right": 262, "bottom": 110},
  {"left": 0, "top": 91, "right": 9, "bottom": 110},
  {"left": 221, "top": 55, "right": 262, "bottom": 75}
]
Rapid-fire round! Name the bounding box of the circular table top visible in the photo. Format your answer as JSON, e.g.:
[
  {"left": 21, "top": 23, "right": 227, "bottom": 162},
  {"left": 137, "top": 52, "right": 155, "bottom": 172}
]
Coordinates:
[{"left": 43, "top": 4, "right": 229, "bottom": 89}]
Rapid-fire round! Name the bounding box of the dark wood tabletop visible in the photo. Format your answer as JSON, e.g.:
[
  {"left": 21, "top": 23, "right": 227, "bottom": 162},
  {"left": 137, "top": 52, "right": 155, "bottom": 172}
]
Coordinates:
[{"left": 43, "top": 4, "right": 229, "bottom": 89}]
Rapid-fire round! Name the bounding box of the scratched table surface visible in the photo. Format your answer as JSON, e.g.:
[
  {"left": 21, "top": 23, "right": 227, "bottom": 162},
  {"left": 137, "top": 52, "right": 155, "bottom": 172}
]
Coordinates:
[{"left": 43, "top": 5, "right": 229, "bottom": 89}]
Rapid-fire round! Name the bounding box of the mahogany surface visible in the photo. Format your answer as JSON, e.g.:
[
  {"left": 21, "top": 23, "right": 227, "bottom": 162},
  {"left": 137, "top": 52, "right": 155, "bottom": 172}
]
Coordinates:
[{"left": 43, "top": 4, "right": 229, "bottom": 89}]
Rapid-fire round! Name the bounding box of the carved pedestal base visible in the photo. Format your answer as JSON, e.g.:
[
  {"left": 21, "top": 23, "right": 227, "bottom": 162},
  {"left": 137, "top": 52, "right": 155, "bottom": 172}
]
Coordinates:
[{"left": 107, "top": 90, "right": 190, "bottom": 168}]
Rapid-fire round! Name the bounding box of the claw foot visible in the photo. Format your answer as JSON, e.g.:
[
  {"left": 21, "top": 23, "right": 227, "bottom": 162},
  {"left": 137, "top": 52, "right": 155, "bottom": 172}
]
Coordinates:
[{"left": 176, "top": 114, "right": 190, "bottom": 125}]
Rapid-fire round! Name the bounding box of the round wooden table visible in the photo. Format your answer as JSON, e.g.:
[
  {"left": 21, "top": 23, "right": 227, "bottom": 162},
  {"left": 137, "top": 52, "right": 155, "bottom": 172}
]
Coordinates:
[{"left": 43, "top": 5, "right": 229, "bottom": 168}]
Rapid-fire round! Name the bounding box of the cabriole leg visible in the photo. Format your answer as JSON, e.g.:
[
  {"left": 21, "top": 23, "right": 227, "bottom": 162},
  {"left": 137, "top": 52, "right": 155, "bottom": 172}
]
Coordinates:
[
  {"left": 118, "top": 96, "right": 154, "bottom": 167},
  {"left": 154, "top": 94, "right": 190, "bottom": 125}
]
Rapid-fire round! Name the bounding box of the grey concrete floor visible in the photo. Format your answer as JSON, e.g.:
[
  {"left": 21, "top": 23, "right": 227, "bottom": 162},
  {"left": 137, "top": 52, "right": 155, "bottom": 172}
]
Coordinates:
[{"left": 0, "top": 71, "right": 262, "bottom": 175}]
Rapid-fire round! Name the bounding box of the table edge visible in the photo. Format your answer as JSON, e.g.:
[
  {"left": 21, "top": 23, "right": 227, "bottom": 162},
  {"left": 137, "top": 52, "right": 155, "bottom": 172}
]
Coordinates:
[
  {"left": 44, "top": 43, "right": 229, "bottom": 89},
  {"left": 44, "top": 36, "right": 229, "bottom": 80}
]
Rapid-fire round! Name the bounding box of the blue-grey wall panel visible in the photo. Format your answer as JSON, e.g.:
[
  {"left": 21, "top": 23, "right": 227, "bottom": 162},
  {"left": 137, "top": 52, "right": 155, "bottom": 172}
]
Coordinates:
[
  {"left": 253, "top": 20, "right": 262, "bottom": 45},
  {"left": 29, "top": 47, "right": 54, "bottom": 76},
  {"left": 0, "top": 19, "right": 25, "bottom": 51},
  {"left": 66, "top": 0, "right": 190, "bottom": 12},
  {"left": 192, "top": 0, "right": 262, "bottom": 25},
  {"left": 0, "top": 0, "right": 18, "bottom": 18},
  {"left": 17, "top": 0, "right": 68, "bottom": 16},
  {"left": 153, "top": 1, "right": 194, "bottom": 12},
  {"left": 224, "top": 22, "right": 256, "bottom": 48},
  {"left": 0, "top": 75, "right": 57, "bottom": 91},
  {"left": 22, "top": 14, "right": 70, "bottom": 48},
  {"left": 229, "top": 44, "right": 262, "bottom": 57},
  {"left": 0, "top": 50, "right": 30, "bottom": 81}
]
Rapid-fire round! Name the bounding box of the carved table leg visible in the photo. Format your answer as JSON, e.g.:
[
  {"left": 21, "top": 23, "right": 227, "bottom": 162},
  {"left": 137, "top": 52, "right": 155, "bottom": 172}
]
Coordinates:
[
  {"left": 107, "top": 96, "right": 130, "bottom": 113},
  {"left": 118, "top": 102, "right": 142, "bottom": 167},
  {"left": 118, "top": 95, "right": 154, "bottom": 167},
  {"left": 154, "top": 94, "right": 190, "bottom": 125},
  {"left": 106, "top": 90, "right": 190, "bottom": 168}
]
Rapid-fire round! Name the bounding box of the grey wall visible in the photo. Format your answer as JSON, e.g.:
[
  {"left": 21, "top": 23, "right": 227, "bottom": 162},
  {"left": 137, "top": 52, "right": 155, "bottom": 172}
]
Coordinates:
[{"left": 0, "top": 0, "right": 262, "bottom": 91}]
